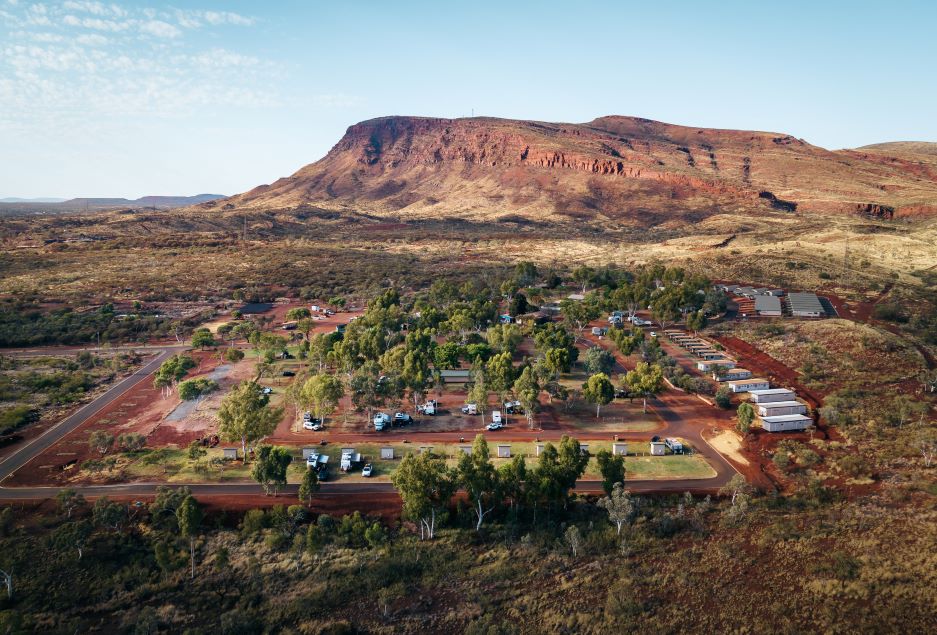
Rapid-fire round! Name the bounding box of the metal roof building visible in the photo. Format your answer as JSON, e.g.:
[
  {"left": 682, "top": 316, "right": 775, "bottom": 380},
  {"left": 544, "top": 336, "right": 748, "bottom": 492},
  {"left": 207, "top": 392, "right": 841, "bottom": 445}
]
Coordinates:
[
  {"left": 760, "top": 414, "right": 812, "bottom": 432},
  {"left": 754, "top": 295, "right": 782, "bottom": 316},
  {"left": 789, "top": 292, "right": 824, "bottom": 317}
]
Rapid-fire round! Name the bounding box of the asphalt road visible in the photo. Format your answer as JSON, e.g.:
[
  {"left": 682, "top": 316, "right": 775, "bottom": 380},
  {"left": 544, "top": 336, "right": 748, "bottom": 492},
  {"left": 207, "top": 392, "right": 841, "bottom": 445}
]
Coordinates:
[{"left": 0, "top": 347, "right": 178, "bottom": 484}]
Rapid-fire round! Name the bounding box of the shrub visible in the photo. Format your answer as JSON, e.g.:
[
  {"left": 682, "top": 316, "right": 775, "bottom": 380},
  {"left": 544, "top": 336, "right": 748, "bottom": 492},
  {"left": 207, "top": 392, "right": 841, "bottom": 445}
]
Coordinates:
[{"left": 714, "top": 386, "right": 732, "bottom": 409}]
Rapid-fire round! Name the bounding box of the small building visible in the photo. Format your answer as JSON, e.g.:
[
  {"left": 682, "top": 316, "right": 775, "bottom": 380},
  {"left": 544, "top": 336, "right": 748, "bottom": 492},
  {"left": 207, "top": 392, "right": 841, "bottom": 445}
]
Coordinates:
[
  {"left": 649, "top": 441, "right": 667, "bottom": 456},
  {"left": 612, "top": 442, "right": 628, "bottom": 456},
  {"left": 591, "top": 326, "right": 608, "bottom": 336},
  {"left": 789, "top": 292, "right": 824, "bottom": 318},
  {"left": 301, "top": 447, "right": 318, "bottom": 460},
  {"left": 727, "top": 378, "right": 771, "bottom": 393},
  {"left": 748, "top": 388, "right": 796, "bottom": 403},
  {"left": 755, "top": 295, "right": 783, "bottom": 316},
  {"left": 419, "top": 446, "right": 433, "bottom": 455},
  {"left": 716, "top": 368, "right": 753, "bottom": 381},
  {"left": 380, "top": 447, "right": 395, "bottom": 460},
  {"left": 760, "top": 414, "right": 812, "bottom": 432},
  {"left": 535, "top": 443, "right": 545, "bottom": 456},
  {"left": 440, "top": 369, "right": 471, "bottom": 384},
  {"left": 757, "top": 401, "right": 808, "bottom": 417},
  {"left": 222, "top": 448, "right": 239, "bottom": 460},
  {"left": 497, "top": 445, "right": 511, "bottom": 458},
  {"left": 697, "top": 359, "right": 737, "bottom": 372},
  {"left": 579, "top": 443, "right": 589, "bottom": 456},
  {"left": 459, "top": 445, "right": 472, "bottom": 455},
  {"left": 695, "top": 349, "right": 725, "bottom": 361}
]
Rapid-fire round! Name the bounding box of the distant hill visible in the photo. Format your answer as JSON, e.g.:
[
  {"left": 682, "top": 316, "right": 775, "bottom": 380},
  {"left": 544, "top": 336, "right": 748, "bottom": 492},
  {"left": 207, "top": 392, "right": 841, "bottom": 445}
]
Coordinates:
[
  {"left": 0, "top": 194, "right": 226, "bottom": 217},
  {"left": 205, "top": 115, "right": 937, "bottom": 223},
  {"left": 858, "top": 141, "right": 937, "bottom": 156},
  {"left": 64, "top": 194, "right": 226, "bottom": 208},
  {"left": 0, "top": 197, "right": 68, "bottom": 203}
]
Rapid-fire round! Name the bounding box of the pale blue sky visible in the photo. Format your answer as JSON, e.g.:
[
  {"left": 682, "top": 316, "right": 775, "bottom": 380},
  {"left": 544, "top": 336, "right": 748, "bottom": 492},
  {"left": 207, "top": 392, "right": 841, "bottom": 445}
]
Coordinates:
[{"left": 2, "top": 0, "right": 935, "bottom": 198}]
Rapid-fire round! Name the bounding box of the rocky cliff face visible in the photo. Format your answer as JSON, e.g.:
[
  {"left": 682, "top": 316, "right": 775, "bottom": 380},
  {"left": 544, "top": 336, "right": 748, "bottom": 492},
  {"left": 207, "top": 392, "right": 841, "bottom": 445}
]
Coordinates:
[{"left": 216, "top": 116, "right": 937, "bottom": 224}]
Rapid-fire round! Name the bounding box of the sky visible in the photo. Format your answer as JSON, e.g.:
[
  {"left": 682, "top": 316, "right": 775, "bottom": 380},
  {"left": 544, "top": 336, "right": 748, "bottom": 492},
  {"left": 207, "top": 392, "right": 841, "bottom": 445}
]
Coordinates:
[{"left": 2, "top": 0, "right": 936, "bottom": 199}]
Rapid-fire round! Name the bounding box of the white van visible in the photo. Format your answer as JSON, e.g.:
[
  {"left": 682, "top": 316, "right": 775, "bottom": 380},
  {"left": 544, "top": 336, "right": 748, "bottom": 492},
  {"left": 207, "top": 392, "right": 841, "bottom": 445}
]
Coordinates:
[
  {"left": 461, "top": 403, "right": 477, "bottom": 415},
  {"left": 373, "top": 412, "right": 390, "bottom": 431},
  {"left": 492, "top": 410, "right": 502, "bottom": 424}
]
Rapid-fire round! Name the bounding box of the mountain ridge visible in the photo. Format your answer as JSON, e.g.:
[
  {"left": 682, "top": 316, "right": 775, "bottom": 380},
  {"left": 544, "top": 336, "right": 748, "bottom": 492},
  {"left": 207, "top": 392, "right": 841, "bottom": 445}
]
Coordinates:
[{"left": 187, "top": 114, "right": 937, "bottom": 223}]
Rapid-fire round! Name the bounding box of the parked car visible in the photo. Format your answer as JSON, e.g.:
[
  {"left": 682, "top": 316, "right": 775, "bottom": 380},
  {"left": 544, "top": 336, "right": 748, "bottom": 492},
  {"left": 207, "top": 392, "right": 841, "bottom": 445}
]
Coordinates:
[
  {"left": 261, "top": 387, "right": 273, "bottom": 395},
  {"left": 393, "top": 412, "right": 413, "bottom": 426},
  {"left": 282, "top": 370, "right": 296, "bottom": 377},
  {"left": 373, "top": 412, "right": 390, "bottom": 431},
  {"left": 461, "top": 403, "right": 477, "bottom": 415},
  {"left": 650, "top": 331, "right": 657, "bottom": 338},
  {"left": 303, "top": 417, "right": 323, "bottom": 431},
  {"left": 614, "top": 388, "right": 628, "bottom": 399},
  {"left": 486, "top": 422, "right": 504, "bottom": 431},
  {"left": 362, "top": 463, "right": 373, "bottom": 477}
]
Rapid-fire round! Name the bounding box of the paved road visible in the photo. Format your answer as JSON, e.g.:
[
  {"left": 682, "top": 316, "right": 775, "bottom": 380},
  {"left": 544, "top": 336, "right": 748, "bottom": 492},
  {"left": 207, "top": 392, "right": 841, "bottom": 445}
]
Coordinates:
[{"left": 0, "top": 347, "right": 178, "bottom": 483}]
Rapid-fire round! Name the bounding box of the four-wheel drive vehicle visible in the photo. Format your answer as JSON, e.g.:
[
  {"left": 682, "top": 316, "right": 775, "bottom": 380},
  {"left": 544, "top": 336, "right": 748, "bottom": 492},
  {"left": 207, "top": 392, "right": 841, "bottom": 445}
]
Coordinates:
[
  {"left": 282, "top": 370, "right": 296, "bottom": 377},
  {"left": 461, "top": 403, "right": 477, "bottom": 415},
  {"left": 340, "top": 450, "right": 362, "bottom": 471},
  {"left": 261, "top": 387, "right": 273, "bottom": 395},
  {"left": 486, "top": 422, "right": 504, "bottom": 431},
  {"left": 303, "top": 417, "right": 323, "bottom": 431},
  {"left": 491, "top": 410, "right": 502, "bottom": 424},
  {"left": 373, "top": 412, "right": 391, "bottom": 431},
  {"left": 393, "top": 412, "right": 413, "bottom": 425},
  {"left": 614, "top": 388, "right": 628, "bottom": 399},
  {"left": 362, "top": 463, "right": 373, "bottom": 477},
  {"left": 417, "top": 400, "right": 437, "bottom": 416}
]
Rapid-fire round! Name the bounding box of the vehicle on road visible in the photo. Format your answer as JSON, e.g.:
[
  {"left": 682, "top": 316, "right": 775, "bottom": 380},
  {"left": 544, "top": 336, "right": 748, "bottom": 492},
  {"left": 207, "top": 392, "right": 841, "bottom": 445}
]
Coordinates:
[
  {"left": 362, "top": 463, "right": 373, "bottom": 477},
  {"left": 486, "top": 422, "right": 504, "bottom": 431}
]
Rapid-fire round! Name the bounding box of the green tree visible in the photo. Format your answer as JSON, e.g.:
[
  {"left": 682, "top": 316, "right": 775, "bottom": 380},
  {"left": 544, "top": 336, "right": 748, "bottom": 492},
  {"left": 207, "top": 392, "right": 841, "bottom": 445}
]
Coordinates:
[
  {"left": 51, "top": 520, "right": 92, "bottom": 561},
  {"left": 56, "top": 488, "right": 86, "bottom": 519},
  {"left": 191, "top": 328, "right": 216, "bottom": 349},
  {"left": 251, "top": 445, "right": 293, "bottom": 496},
  {"left": 466, "top": 366, "right": 490, "bottom": 416},
  {"left": 597, "top": 482, "right": 635, "bottom": 535},
  {"left": 584, "top": 346, "right": 616, "bottom": 375},
  {"left": 715, "top": 385, "right": 732, "bottom": 409},
  {"left": 457, "top": 435, "right": 501, "bottom": 531},
  {"left": 485, "top": 352, "right": 516, "bottom": 403},
  {"left": 625, "top": 362, "right": 664, "bottom": 414},
  {"left": 286, "top": 307, "right": 312, "bottom": 321},
  {"left": 223, "top": 347, "right": 245, "bottom": 363},
  {"left": 544, "top": 347, "right": 572, "bottom": 375},
  {"left": 300, "top": 373, "right": 345, "bottom": 423},
  {"left": 88, "top": 430, "right": 114, "bottom": 456},
  {"left": 737, "top": 402, "right": 755, "bottom": 434},
  {"left": 217, "top": 380, "right": 284, "bottom": 459},
  {"left": 176, "top": 495, "right": 203, "bottom": 579},
  {"left": 153, "top": 354, "right": 196, "bottom": 393},
  {"left": 498, "top": 455, "right": 527, "bottom": 518},
  {"left": 596, "top": 449, "right": 626, "bottom": 495},
  {"left": 433, "top": 341, "right": 463, "bottom": 369},
  {"left": 187, "top": 440, "right": 207, "bottom": 470},
  {"left": 512, "top": 366, "right": 540, "bottom": 428},
  {"left": 391, "top": 451, "right": 456, "bottom": 540},
  {"left": 583, "top": 373, "right": 615, "bottom": 417},
  {"left": 486, "top": 323, "right": 523, "bottom": 355},
  {"left": 298, "top": 467, "right": 320, "bottom": 507}
]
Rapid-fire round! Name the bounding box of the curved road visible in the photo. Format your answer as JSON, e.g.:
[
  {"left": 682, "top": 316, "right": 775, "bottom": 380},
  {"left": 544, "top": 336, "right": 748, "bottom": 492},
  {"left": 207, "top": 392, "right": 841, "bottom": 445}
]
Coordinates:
[{"left": 0, "top": 339, "right": 739, "bottom": 503}]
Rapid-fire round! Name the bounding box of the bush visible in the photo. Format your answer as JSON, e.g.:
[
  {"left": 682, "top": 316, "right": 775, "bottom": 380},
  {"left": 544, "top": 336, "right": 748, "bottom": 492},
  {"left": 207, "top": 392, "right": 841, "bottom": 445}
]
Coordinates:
[
  {"left": 240, "top": 509, "right": 268, "bottom": 537},
  {"left": 872, "top": 303, "right": 907, "bottom": 323},
  {"left": 178, "top": 378, "right": 219, "bottom": 401},
  {"left": 0, "top": 405, "right": 38, "bottom": 435},
  {"left": 714, "top": 386, "right": 732, "bottom": 409}
]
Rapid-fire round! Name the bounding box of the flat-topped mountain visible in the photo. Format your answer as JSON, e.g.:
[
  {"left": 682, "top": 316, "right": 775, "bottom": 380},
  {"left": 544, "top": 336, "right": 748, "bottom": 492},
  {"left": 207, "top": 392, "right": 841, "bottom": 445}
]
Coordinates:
[{"left": 206, "top": 115, "right": 937, "bottom": 222}]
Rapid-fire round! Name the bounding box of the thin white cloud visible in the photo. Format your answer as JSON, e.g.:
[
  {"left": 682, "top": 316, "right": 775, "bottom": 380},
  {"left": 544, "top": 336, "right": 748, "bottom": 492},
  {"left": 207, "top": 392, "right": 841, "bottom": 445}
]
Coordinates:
[{"left": 139, "top": 19, "right": 179, "bottom": 38}]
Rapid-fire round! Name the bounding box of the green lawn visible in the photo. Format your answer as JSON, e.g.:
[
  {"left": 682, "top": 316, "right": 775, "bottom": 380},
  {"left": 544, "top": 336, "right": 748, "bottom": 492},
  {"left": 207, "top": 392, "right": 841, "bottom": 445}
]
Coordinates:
[{"left": 116, "top": 439, "right": 714, "bottom": 484}]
